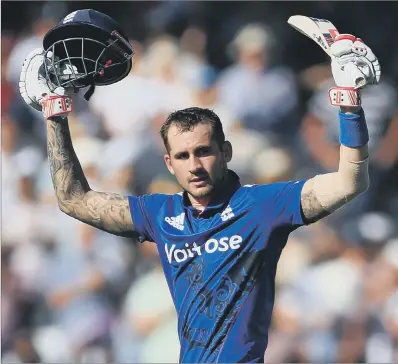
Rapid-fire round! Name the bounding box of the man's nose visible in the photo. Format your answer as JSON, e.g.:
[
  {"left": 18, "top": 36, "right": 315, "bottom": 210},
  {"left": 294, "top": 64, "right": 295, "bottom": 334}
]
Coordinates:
[{"left": 189, "top": 156, "right": 203, "bottom": 173}]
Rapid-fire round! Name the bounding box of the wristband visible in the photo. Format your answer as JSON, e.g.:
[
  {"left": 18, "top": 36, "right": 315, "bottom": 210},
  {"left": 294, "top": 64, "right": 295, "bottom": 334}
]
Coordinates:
[
  {"left": 41, "top": 94, "right": 72, "bottom": 120},
  {"left": 339, "top": 109, "right": 369, "bottom": 147}
]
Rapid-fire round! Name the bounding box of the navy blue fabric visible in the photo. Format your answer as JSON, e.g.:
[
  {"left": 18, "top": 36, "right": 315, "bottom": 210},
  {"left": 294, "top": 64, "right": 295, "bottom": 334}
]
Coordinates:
[
  {"left": 128, "top": 171, "right": 308, "bottom": 362},
  {"left": 65, "top": 9, "right": 121, "bottom": 33},
  {"left": 43, "top": 9, "right": 124, "bottom": 48}
]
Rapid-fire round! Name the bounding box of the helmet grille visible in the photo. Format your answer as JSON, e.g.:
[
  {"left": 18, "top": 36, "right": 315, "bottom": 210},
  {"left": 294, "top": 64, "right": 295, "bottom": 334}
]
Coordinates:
[{"left": 44, "top": 36, "right": 132, "bottom": 90}]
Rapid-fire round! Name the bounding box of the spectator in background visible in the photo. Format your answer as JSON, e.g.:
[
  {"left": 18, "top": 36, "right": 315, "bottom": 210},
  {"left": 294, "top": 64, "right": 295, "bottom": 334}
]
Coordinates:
[
  {"left": 1, "top": 121, "right": 50, "bottom": 364},
  {"left": 6, "top": 18, "right": 58, "bottom": 148},
  {"left": 141, "top": 34, "right": 194, "bottom": 111},
  {"left": 250, "top": 147, "right": 293, "bottom": 184},
  {"left": 191, "top": 66, "right": 237, "bottom": 137},
  {"left": 6, "top": 18, "right": 57, "bottom": 87},
  {"left": 336, "top": 234, "right": 398, "bottom": 363},
  {"left": 1, "top": 32, "right": 16, "bottom": 117},
  {"left": 2, "top": 119, "right": 21, "bottom": 210},
  {"left": 131, "top": 110, "right": 179, "bottom": 196},
  {"left": 178, "top": 27, "right": 211, "bottom": 92},
  {"left": 268, "top": 221, "right": 359, "bottom": 363},
  {"left": 121, "top": 243, "right": 179, "bottom": 363},
  {"left": 39, "top": 219, "right": 128, "bottom": 362},
  {"left": 1, "top": 249, "right": 42, "bottom": 364},
  {"left": 218, "top": 23, "right": 300, "bottom": 144},
  {"left": 89, "top": 40, "right": 158, "bottom": 140},
  {"left": 2, "top": 119, "right": 53, "bottom": 252}
]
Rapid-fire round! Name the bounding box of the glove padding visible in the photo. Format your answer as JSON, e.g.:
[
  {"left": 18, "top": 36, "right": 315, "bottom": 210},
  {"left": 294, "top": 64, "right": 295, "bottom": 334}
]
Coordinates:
[
  {"left": 329, "top": 34, "right": 381, "bottom": 107},
  {"left": 19, "top": 48, "right": 73, "bottom": 120}
]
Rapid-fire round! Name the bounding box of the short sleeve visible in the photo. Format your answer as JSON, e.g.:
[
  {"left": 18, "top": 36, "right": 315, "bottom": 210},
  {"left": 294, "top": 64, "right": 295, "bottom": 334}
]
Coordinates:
[
  {"left": 128, "top": 194, "right": 170, "bottom": 242},
  {"left": 249, "top": 180, "right": 308, "bottom": 229}
]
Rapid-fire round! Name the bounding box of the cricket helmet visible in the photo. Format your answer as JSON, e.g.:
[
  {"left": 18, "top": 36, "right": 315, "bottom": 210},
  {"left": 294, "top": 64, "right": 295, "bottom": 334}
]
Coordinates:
[{"left": 42, "top": 9, "right": 134, "bottom": 99}]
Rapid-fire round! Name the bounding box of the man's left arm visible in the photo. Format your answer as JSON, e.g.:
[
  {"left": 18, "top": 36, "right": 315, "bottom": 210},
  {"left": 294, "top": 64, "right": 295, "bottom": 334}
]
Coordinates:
[
  {"left": 300, "top": 34, "right": 381, "bottom": 224},
  {"left": 301, "top": 108, "right": 369, "bottom": 224}
]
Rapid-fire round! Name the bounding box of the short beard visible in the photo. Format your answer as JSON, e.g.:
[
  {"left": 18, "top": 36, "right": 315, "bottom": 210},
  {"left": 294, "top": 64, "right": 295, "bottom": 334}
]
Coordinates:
[
  {"left": 190, "top": 170, "right": 229, "bottom": 199},
  {"left": 186, "top": 165, "right": 229, "bottom": 200},
  {"left": 189, "top": 185, "right": 214, "bottom": 199}
]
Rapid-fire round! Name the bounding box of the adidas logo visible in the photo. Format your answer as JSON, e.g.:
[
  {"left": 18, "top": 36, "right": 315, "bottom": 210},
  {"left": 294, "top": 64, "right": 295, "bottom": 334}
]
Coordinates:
[
  {"left": 165, "top": 213, "right": 185, "bottom": 231},
  {"left": 221, "top": 205, "right": 234, "bottom": 222},
  {"left": 63, "top": 11, "right": 78, "bottom": 24}
]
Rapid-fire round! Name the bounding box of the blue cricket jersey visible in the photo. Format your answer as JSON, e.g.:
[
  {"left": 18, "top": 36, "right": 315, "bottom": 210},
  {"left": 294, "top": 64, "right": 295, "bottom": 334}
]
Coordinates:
[{"left": 128, "top": 170, "right": 308, "bottom": 363}]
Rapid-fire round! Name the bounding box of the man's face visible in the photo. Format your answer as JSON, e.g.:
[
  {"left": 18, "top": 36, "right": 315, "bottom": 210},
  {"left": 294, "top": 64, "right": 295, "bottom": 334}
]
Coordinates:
[
  {"left": 239, "top": 48, "right": 267, "bottom": 71},
  {"left": 164, "top": 123, "right": 232, "bottom": 200}
]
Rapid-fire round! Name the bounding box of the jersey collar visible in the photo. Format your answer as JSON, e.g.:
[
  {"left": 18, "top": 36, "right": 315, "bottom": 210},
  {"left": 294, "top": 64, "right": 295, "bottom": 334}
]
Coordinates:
[{"left": 183, "top": 169, "right": 241, "bottom": 217}]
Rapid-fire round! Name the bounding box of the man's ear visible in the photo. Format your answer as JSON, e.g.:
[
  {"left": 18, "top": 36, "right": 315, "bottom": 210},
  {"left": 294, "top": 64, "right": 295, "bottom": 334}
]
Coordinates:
[
  {"left": 164, "top": 154, "right": 175, "bottom": 175},
  {"left": 222, "top": 141, "right": 233, "bottom": 163}
]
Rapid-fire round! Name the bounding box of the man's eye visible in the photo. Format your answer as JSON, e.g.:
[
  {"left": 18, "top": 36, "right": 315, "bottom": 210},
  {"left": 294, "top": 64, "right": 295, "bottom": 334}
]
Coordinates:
[{"left": 197, "top": 148, "right": 211, "bottom": 156}]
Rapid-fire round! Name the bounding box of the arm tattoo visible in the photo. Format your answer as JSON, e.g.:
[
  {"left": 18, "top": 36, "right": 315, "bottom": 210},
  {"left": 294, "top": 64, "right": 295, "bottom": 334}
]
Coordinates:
[
  {"left": 46, "top": 118, "right": 136, "bottom": 237},
  {"left": 300, "top": 188, "right": 331, "bottom": 224},
  {"left": 47, "top": 118, "right": 89, "bottom": 203}
]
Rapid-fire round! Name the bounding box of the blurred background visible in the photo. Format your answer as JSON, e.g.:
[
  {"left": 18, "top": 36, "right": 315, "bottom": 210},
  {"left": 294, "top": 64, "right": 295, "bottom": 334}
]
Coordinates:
[{"left": 1, "top": 1, "right": 398, "bottom": 363}]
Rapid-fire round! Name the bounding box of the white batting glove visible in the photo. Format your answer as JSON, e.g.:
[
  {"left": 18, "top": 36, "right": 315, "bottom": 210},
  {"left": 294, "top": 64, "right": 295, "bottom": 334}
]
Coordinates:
[
  {"left": 329, "top": 34, "right": 381, "bottom": 108},
  {"left": 19, "top": 48, "right": 73, "bottom": 120}
]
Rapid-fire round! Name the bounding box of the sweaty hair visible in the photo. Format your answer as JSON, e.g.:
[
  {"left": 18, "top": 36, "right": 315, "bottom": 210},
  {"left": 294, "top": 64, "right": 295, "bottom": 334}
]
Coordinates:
[{"left": 160, "top": 107, "right": 225, "bottom": 152}]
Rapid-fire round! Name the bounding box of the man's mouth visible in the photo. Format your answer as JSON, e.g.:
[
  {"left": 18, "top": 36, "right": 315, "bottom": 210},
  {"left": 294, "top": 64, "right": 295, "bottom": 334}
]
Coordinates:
[{"left": 190, "top": 176, "right": 208, "bottom": 183}]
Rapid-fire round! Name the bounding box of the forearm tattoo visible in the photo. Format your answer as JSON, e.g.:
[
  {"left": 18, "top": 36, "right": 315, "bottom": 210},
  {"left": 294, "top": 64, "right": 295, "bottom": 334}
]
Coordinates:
[
  {"left": 47, "top": 118, "right": 89, "bottom": 205},
  {"left": 300, "top": 188, "right": 331, "bottom": 224},
  {"left": 46, "top": 118, "right": 135, "bottom": 236}
]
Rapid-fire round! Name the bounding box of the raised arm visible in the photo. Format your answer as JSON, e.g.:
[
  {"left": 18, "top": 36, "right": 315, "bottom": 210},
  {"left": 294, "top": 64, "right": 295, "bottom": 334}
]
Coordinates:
[
  {"left": 300, "top": 110, "right": 369, "bottom": 224},
  {"left": 19, "top": 48, "right": 139, "bottom": 238},
  {"left": 47, "top": 116, "right": 137, "bottom": 238},
  {"left": 300, "top": 33, "right": 381, "bottom": 224}
]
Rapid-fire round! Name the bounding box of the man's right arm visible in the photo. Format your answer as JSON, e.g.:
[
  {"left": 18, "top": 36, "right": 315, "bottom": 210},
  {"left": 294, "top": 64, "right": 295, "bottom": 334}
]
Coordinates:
[{"left": 47, "top": 116, "right": 138, "bottom": 238}]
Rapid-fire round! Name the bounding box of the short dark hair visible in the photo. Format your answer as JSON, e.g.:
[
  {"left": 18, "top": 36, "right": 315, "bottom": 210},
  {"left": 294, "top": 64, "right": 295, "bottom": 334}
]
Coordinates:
[{"left": 160, "top": 107, "right": 225, "bottom": 152}]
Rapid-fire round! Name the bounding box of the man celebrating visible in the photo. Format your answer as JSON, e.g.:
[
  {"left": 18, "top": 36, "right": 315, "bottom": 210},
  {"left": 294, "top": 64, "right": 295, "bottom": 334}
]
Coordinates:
[{"left": 19, "top": 10, "right": 380, "bottom": 363}]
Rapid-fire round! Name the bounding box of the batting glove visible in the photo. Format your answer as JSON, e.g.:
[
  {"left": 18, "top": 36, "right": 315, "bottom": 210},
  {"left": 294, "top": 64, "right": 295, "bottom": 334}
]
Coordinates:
[
  {"left": 19, "top": 48, "right": 73, "bottom": 120},
  {"left": 329, "top": 34, "right": 381, "bottom": 107}
]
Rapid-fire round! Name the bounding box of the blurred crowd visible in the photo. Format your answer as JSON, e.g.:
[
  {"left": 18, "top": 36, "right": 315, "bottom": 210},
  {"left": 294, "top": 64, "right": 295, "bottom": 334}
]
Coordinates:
[{"left": 2, "top": 2, "right": 398, "bottom": 363}]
